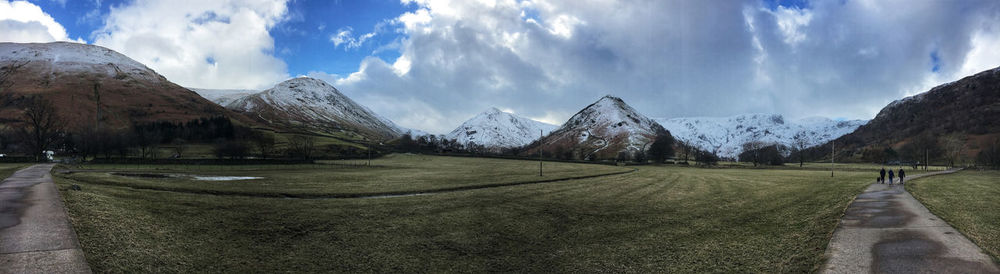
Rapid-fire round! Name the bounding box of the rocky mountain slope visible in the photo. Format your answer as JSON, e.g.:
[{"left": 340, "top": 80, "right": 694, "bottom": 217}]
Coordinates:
[
  {"left": 823, "top": 66, "right": 1000, "bottom": 158},
  {"left": 657, "top": 114, "right": 866, "bottom": 158},
  {"left": 530, "top": 95, "right": 670, "bottom": 160},
  {"left": 0, "top": 42, "right": 240, "bottom": 130},
  {"left": 445, "top": 107, "right": 557, "bottom": 149},
  {"left": 224, "top": 77, "right": 409, "bottom": 140}
]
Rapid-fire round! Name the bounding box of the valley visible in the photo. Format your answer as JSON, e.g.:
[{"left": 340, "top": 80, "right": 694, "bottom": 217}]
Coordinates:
[{"left": 2, "top": 1, "right": 999, "bottom": 272}]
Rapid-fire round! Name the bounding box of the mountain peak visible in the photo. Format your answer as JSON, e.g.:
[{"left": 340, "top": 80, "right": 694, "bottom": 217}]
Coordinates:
[
  {"left": 446, "top": 108, "right": 557, "bottom": 149},
  {"left": 532, "top": 95, "right": 668, "bottom": 160},
  {"left": 225, "top": 76, "right": 405, "bottom": 140},
  {"left": 484, "top": 107, "right": 503, "bottom": 114},
  {"left": 598, "top": 94, "right": 624, "bottom": 103}
]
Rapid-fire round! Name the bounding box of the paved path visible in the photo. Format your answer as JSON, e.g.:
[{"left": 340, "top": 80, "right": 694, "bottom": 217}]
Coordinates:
[
  {"left": 0, "top": 164, "right": 91, "bottom": 274},
  {"left": 822, "top": 169, "right": 1000, "bottom": 274}
]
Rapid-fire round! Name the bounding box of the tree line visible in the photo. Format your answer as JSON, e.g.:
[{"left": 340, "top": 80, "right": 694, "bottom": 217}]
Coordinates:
[{"left": 392, "top": 132, "right": 723, "bottom": 166}]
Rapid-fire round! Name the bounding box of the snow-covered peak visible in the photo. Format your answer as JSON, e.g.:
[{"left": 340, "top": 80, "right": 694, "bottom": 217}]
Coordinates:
[
  {"left": 445, "top": 108, "right": 557, "bottom": 148},
  {"left": 538, "top": 95, "right": 667, "bottom": 159},
  {"left": 0, "top": 41, "right": 164, "bottom": 82},
  {"left": 562, "top": 95, "right": 664, "bottom": 139},
  {"left": 226, "top": 77, "right": 407, "bottom": 139},
  {"left": 657, "top": 114, "right": 867, "bottom": 158}
]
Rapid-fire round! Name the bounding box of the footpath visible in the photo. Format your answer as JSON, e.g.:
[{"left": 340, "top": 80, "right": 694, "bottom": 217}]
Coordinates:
[
  {"left": 0, "top": 164, "right": 90, "bottom": 274},
  {"left": 822, "top": 169, "right": 1000, "bottom": 273}
]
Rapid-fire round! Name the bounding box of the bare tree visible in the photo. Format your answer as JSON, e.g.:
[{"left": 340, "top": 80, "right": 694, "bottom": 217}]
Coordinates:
[
  {"left": 18, "top": 97, "right": 63, "bottom": 162},
  {"left": 741, "top": 140, "right": 767, "bottom": 167},
  {"left": 941, "top": 133, "right": 966, "bottom": 168},
  {"left": 677, "top": 141, "right": 693, "bottom": 164},
  {"left": 792, "top": 132, "right": 809, "bottom": 167},
  {"left": 133, "top": 128, "right": 163, "bottom": 159},
  {"left": 251, "top": 132, "right": 276, "bottom": 159},
  {"left": 287, "top": 135, "right": 316, "bottom": 160},
  {"left": 977, "top": 138, "right": 1000, "bottom": 170},
  {"left": 171, "top": 138, "right": 188, "bottom": 158}
]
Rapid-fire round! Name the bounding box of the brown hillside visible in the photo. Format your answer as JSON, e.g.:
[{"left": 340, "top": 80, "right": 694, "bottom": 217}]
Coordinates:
[
  {"left": 820, "top": 66, "right": 1000, "bottom": 160},
  {"left": 0, "top": 42, "right": 255, "bottom": 131}
]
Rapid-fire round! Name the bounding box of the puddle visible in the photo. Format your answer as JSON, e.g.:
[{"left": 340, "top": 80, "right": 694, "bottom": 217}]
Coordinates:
[
  {"left": 191, "top": 176, "right": 263, "bottom": 181},
  {"left": 362, "top": 193, "right": 428, "bottom": 199},
  {"left": 111, "top": 173, "right": 174, "bottom": 178},
  {"left": 110, "top": 173, "right": 262, "bottom": 181}
]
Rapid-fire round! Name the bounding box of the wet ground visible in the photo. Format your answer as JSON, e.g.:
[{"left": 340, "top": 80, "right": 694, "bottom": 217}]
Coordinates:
[
  {"left": 822, "top": 170, "right": 1000, "bottom": 274},
  {"left": 0, "top": 164, "right": 91, "bottom": 273}
]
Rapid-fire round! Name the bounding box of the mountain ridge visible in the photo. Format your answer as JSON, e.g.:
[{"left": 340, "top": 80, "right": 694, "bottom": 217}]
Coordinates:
[{"left": 657, "top": 114, "right": 867, "bottom": 158}]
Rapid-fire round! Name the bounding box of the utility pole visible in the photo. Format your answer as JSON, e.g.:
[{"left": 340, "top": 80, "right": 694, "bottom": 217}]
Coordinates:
[
  {"left": 367, "top": 140, "right": 372, "bottom": 166},
  {"left": 831, "top": 141, "right": 835, "bottom": 177},
  {"left": 539, "top": 129, "right": 543, "bottom": 177}
]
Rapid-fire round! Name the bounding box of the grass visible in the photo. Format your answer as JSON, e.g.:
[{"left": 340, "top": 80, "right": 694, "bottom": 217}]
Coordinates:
[
  {"left": 59, "top": 154, "right": 628, "bottom": 197},
  {"left": 52, "top": 154, "right": 881, "bottom": 272},
  {"left": 0, "top": 163, "right": 28, "bottom": 179},
  {"left": 907, "top": 170, "right": 1000, "bottom": 263}
]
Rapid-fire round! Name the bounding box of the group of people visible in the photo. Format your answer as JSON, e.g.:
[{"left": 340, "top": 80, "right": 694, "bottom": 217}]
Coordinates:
[{"left": 878, "top": 167, "right": 906, "bottom": 185}]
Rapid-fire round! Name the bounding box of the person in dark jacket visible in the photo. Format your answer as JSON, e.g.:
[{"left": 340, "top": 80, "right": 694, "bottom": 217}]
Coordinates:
[
  {"left": 888, "top": 169, "right": 895, "bottom": 185},
  {"left": 898, "top": 169, "right": 906, "bottom": 185},
  {"left": 880, "top": 168, "right": 886, "bottom": 184}
]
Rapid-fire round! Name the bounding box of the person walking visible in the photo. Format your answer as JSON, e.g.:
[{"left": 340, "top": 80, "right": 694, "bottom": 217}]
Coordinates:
[
  {"left": 898, "top": 168, "right": 906, "bottom": 185},
  {"left": 888, "top": 169, "right": 895, "bottom": 185},
  {"left": 880, "top": 168, "right": 886, "bottom": 184}
]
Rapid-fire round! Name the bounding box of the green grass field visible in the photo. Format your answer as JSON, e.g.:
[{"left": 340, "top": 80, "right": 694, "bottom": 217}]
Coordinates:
[
  {"left": 907, "top": 170, "right": 1000, "bottom": 262},
  {"left": 50, "top": 154, "right": 889, "bottom": 272},
  {"left": 60, "top": 154, "right": 628, "bottom": 197}
]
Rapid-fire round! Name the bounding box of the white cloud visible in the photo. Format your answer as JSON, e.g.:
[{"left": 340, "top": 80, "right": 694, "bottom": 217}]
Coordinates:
[
  {"left": 318, "top": 0, "right": 1000, "bottom": 135},
  {"left": 0, "top": 0, "right": 81, "bottom": 43},
  {"left": 770, "top": 6, "right": 812, "bottom": 46},
  {"left": 92, "top": 0, "right": 291, "bottom": 89},
  {"left": 330, "top": 27, "right": 376, "bottom": 50},
  {"left": 956, "top": 28, "right": 1000, "bottom": 79}
]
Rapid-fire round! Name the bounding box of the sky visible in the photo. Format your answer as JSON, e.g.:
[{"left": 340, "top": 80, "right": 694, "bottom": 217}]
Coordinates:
[{"left": 2, "top": 0, "right": 1000, "bottom": 134}]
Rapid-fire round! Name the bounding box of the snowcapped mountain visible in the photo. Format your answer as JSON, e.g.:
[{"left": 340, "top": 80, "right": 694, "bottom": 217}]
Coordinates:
[
  {"left": 225, "top": 77, "right": 407, "bottom": 140},
  {"left": 534, "top": 95, "right": 670, "bottom": 160},
  {"left": 0, "top": 42, "right": 241, "bottom": 129},
  {"left": 656, "top": 114, "right": 867, "bottom": 158},
  {"left": 190, "top": 88, "right": 257, "bottom": 106},
  {"left": 445, "top": 107, "right": 557, "bottom": 148}
]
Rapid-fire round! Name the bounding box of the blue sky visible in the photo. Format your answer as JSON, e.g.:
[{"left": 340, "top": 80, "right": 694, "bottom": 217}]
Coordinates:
[
  {"left": 28, "top": 0, "right": 415, "bottom": 77},
  {"left": 2, "top": 0, "right": 1000, "bottom": 134},
  {"left": 273, "top": 0, "right": 415, "bottom": 76}
]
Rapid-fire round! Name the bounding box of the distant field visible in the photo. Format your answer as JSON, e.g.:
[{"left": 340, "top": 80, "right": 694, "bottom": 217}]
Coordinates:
[
  {"left": 55, "top": 154, "right": 876, "bottom": 272},
  {"left": 908, "top": 170, "right": 1000, "bottom": 262},
  {"left": 60, "top": 154, "right": 628, "bottom": 197}
]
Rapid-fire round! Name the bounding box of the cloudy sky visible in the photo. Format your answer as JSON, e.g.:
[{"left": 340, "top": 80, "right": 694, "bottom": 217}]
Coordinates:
[{"left": 2, "top": 0, "right": 1000, "bottom": 134}]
